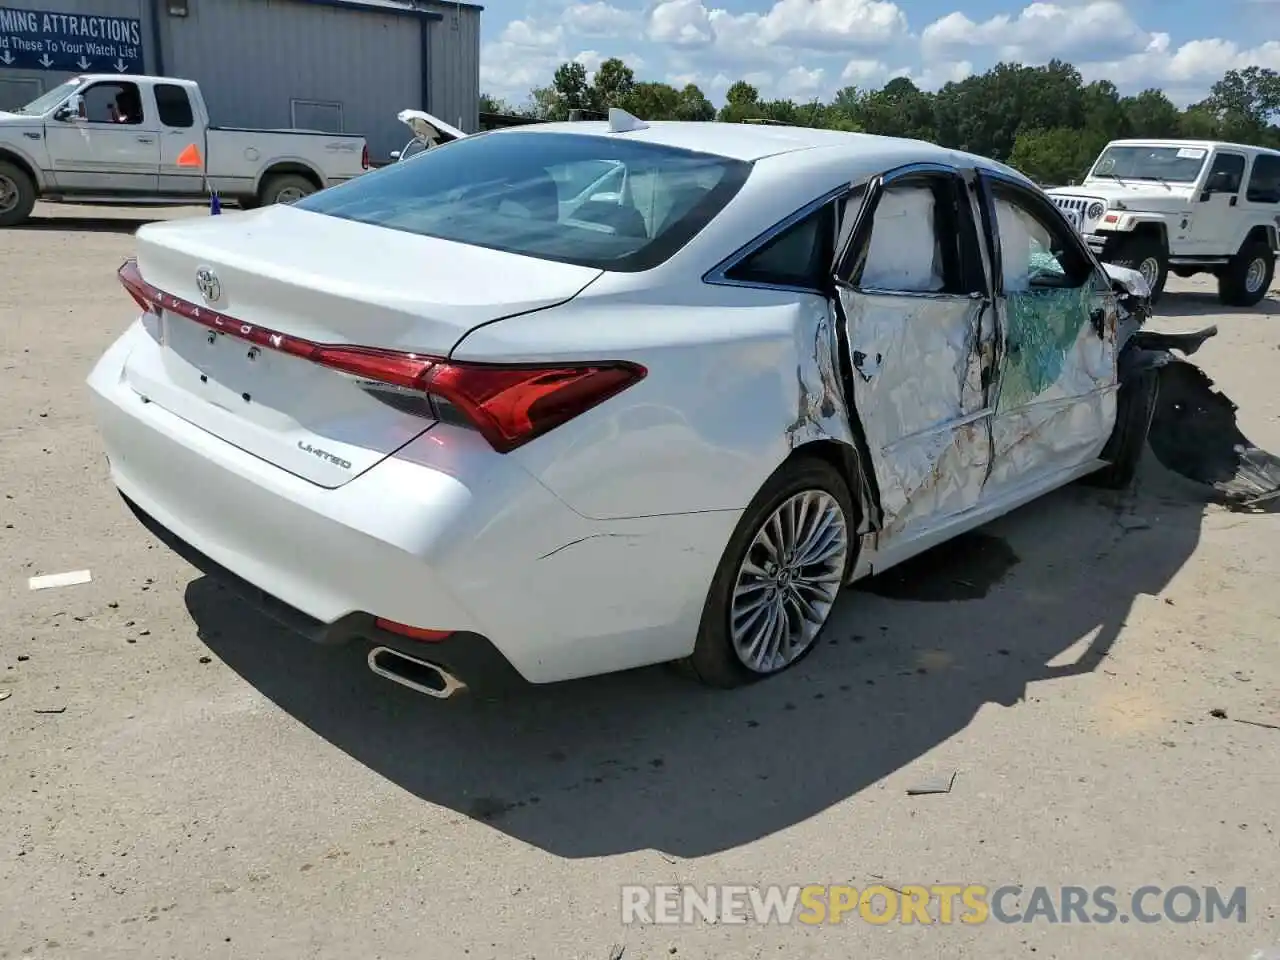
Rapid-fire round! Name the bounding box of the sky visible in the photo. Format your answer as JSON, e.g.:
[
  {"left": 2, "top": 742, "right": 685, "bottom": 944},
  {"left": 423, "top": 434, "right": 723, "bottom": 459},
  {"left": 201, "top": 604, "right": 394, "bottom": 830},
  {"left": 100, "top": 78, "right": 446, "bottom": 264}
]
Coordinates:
[{"left": 474, "top": 0, "right": 1280, "bottom": 109}]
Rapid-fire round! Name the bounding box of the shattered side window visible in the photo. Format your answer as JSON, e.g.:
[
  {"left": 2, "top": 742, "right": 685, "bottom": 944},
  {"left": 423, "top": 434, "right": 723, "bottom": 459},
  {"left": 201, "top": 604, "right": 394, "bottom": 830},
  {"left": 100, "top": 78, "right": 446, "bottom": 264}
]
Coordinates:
[
  {"left": 993, "top": 194, "right": 1091, "bottom": 292},
  {"left": 859, "top": 185, "right": 946, "bottom": 293}
]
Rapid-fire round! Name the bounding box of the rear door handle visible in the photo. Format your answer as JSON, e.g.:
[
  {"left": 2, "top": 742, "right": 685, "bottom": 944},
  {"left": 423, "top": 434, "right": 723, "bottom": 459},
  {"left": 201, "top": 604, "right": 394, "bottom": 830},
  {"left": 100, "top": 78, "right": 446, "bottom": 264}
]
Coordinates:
[{"left": 137, "top": 136, "right": 155, "bottom": 144}]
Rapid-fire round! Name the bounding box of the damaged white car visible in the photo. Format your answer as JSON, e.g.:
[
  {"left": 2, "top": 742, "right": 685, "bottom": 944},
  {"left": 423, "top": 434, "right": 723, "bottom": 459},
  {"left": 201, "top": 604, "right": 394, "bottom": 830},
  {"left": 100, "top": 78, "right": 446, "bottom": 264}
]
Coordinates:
[
  {"left": 390, "top": 108, "right": 467, "bottom": 162},
  {"left": 87, "top": 112, "right": 1280, "bottom": 699}
]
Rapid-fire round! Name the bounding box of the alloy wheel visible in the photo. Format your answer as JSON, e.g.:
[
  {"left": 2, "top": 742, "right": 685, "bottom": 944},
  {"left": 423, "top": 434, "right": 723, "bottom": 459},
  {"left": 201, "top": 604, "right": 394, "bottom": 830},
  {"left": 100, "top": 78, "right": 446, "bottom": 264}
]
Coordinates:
[{"left": 729, "top": 489, "right": 849, "bottom": 674}]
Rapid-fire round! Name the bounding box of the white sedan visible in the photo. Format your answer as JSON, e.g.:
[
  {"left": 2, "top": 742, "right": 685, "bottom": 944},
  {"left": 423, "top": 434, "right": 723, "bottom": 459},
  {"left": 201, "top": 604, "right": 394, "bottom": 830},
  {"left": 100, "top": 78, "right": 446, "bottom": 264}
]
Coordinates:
[{"left": 87, "top": 110, "right": 1279, "bottom": 698}]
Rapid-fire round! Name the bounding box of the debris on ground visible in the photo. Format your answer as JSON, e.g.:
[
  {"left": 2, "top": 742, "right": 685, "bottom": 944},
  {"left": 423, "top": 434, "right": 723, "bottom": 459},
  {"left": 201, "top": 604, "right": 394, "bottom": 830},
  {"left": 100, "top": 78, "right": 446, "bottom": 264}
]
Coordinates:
[
  {"left": 1232, "top": 718, "right": 1280, "bottom": 732},
  {"left": 27, "top": 569, "right": 93, "bottom": 591},
  {"left": 0, "top": 690, "right": 11, "bottom": 702},
  {"left": 33, "top": 707, "right": 66, "bottom": 714},
  {"left": 907, "top": 772, "right": 957, "bottom": 795}
]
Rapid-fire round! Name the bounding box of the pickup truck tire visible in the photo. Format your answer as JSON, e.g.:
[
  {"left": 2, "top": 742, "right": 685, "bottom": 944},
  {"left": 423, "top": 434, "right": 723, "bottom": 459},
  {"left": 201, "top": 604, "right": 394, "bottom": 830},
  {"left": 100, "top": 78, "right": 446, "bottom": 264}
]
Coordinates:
[
  {"left": 0, "top": 160, "right": 36, "bottom": 227},
  {"left": 259, "top": 174, "right": 316, "bottom": 207},
  {"left": 1110, "top": 235, "right": 1168, "bottom": 304},
  {"left": 1217, "top": 241, "right": 1275, "bottom": 308}
]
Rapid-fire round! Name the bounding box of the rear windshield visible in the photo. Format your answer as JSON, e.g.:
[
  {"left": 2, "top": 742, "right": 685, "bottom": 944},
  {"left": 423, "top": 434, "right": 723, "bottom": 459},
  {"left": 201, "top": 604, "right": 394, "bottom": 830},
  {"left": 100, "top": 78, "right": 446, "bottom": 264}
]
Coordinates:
[{"left": 295, "top": 130, "right": 751, "bottom": 271}]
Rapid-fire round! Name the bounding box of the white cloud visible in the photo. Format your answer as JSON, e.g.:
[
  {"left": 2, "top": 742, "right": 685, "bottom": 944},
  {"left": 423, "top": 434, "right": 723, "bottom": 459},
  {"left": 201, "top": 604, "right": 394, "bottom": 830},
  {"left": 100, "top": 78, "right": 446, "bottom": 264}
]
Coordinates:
[
  {"left": 776, "top": 66, "right": 826, "bottom": 99},
  {"left": 921, "top": 1, "right": 1148, "bottom": 62},
  {"left": 563, "top": 2, "right": 641, "bottom": 38},
  {"left": 649, "top": 0, "right": 714, "bottom": 46},
  {"left": 500, "top": 18, "right": 565, "bottom": 50},
  {"left": 1079, "top": 37, "right": 1280, "bottom": 104},
  {"left": 648, "top": 0, "right": 909, "bottom": 59},
  {"left": 840, "top": 58, "right": 889, "bottom": 84}
]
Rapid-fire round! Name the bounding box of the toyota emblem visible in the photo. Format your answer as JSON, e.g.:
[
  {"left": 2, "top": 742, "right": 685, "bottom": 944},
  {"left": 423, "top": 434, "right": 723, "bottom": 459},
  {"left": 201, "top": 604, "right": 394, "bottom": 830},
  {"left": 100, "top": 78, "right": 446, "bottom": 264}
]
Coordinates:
[{"left": 195, "top": 266, "right": 221, "bottom": 304}]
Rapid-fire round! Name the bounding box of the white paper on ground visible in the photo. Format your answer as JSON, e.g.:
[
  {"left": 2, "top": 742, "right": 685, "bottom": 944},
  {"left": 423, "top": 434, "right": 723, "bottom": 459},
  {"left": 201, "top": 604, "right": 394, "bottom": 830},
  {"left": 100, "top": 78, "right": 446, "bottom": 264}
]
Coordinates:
[{"left": 28, "top": 570, "right": 93, "bottom": 590}]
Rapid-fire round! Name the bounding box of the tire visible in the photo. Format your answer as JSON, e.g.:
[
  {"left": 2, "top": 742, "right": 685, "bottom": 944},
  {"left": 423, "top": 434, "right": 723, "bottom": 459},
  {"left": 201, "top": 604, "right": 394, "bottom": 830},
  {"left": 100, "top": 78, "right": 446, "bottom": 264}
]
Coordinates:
[
  {"left": 1086, "top": 367, "right": 1159, "bottom": 490},
  {"left": 0, "top": 160, "right": 37, "bottom": 228},
  {"left": 258, "top": 173, "right": 316, "bottom": 207},
  {"left": 1217, "top": 240, "right": 1275, "bottom": 308},
  {"left": 683, "top": 457, "right": 856, "bottom": 689},
  {"left": 1110, "top": 235, "right": 1169, "bottom": 304}
]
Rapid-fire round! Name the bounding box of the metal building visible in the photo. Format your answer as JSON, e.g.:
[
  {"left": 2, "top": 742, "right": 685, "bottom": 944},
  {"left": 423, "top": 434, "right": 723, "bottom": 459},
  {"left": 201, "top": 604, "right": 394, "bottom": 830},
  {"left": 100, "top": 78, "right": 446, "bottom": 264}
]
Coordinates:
[{"left": 0, "top": 0, "right": 481, "bottom": 161}]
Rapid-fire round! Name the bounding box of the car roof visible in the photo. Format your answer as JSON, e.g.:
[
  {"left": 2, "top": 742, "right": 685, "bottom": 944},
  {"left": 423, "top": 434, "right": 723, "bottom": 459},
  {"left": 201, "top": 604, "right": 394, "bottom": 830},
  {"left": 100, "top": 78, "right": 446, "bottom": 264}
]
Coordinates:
[{"left": 487, "top": 120, "right": 1029, "bottom": 180}]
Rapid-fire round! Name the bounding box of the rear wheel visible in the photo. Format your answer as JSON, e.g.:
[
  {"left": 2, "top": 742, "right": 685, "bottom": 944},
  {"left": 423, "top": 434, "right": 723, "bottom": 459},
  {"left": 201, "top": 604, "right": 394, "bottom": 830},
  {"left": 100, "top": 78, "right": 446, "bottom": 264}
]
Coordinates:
[
  {"left": 258, "top": 174, "right": 317, "bottom": 207},
  {"left": 1110, "top": 235, "right": 1168, "bottom": 304},
  {"left": 1218, "top": 241, "right": 1275, "bottom": 308},
  {"left": 684, "top": 458, "right": 855, "bottom": 688},
  {"left": 0, "top": 160, "right": 36, "bottom": 227}
]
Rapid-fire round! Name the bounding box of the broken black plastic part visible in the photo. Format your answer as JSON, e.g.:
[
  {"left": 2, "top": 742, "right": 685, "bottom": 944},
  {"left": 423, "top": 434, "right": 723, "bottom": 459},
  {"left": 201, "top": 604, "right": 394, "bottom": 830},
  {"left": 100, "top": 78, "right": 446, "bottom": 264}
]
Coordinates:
[
  {"left": 1130, "top": 325, "right": 1218, "bottom": 357},
  {"left": 1146, "top": 360, "right": 1280, "bottom": 507}
]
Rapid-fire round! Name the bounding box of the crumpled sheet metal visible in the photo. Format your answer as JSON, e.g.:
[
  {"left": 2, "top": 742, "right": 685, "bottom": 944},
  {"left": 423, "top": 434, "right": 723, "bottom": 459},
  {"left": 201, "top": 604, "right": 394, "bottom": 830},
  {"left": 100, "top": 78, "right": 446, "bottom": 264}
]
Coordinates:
[
  {"left": 987, "top": 389, "right": 1115, "bottom": 496},
  {"left": 841, "top": 291, "right": 987, "bottom": 531},
  {"left": 979, "top": 267, "right": 1116, "bottom": 494},
  {"left": 787, "top": 299, "right": 879, "bottom": 530}
]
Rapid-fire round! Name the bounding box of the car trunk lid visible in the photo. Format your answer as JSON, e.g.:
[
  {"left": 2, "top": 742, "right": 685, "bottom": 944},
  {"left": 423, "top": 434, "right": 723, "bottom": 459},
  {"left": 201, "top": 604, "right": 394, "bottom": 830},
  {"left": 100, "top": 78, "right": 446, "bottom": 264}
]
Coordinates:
[{"left": 120, "top": 204, "right": 601, "bottom": 488}]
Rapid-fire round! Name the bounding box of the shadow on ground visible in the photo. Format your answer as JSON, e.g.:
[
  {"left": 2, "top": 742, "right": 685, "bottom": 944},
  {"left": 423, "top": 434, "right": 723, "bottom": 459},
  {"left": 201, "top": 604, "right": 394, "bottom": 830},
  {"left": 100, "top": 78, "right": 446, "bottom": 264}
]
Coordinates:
[
  {"left": 186, "top": 458, "right": 1209, "bottom": 859},
  {"left": 1157, "top": 290, "right": 1280, "bottom": 318},
  {"left": 15, "top": 216, "right": 154, "bottom": 235}
]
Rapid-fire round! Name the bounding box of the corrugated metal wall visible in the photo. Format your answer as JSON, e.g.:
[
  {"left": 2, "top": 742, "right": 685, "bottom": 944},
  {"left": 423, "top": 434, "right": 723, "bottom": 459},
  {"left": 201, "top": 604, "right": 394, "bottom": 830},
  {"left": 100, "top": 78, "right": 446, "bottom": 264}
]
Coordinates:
[
  {"left": 159, "top": 0, "right": 423, "bottom": 160},
  {"left": 421, "top": 0, "right": 480, "bottom": 135},
  {"left": 0, "top": 0, "right": 156, "bottom": 109},
  {"left": 2, "top": 0, "right": 481, "bottom": 159}
]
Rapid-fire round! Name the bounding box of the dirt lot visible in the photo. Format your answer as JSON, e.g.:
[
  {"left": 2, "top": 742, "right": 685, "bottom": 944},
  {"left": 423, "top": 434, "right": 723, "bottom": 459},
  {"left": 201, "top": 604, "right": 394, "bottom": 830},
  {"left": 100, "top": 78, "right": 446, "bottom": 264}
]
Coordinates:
[{"left": 2, "top": 203, "right": 1279, "bottom": 960}]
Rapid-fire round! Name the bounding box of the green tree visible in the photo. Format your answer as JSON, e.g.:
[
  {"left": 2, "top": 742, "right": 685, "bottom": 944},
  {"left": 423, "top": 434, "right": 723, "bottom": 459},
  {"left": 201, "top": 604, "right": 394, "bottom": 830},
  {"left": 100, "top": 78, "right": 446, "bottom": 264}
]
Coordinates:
[
  {"left": 675, "top": 83, "right": 716, "bottom": 121},
  {"left": 1009, "top": 127, "right": 1095, "bottom": 185},
  {"left": 857, "top": 77, "right": 934, "bottom": 140},
  {"left": 718, "top": 81, "right": 766, "bottom": 122},
  {"left": 1121, "top": 89, "right": 1182, "bottom": 138},
  {"left": 591, "top": 57, "right": 636, "bottom": 111},
  {"left": 552, "top": 61, "right": 594, "bottom": 117},
  {"left": 621, "top": 81, "right": 682, "bottom": 119}
]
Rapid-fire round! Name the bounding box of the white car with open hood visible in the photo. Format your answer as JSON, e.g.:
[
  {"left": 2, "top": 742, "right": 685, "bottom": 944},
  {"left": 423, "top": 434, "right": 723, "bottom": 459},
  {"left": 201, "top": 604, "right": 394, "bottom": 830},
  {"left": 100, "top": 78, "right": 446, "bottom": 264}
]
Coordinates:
[
  {"left": 1047, "top": 139, "right": 1280, "bottom": 306},
  {"left": 391, "top": 108, "right": 468, "bottom": 162},
  {"left": 87, "top": 111, "right": 1280, "bottom": 699}
]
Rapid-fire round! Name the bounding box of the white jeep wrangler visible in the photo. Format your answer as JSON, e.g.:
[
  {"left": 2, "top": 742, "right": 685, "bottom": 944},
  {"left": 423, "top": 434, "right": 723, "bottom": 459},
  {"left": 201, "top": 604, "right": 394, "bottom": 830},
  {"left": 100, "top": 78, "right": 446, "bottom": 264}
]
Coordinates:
[{"left": 1048, "top": 139, "right": 1280, "bottom": 306}]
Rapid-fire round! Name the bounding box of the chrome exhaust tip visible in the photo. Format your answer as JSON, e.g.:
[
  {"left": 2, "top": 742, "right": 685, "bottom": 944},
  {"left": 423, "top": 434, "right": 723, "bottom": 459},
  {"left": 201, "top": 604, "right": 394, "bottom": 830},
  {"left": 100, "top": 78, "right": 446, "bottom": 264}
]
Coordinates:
[{"left": 367, "top": 646, "right": 467, "bottom": 699}]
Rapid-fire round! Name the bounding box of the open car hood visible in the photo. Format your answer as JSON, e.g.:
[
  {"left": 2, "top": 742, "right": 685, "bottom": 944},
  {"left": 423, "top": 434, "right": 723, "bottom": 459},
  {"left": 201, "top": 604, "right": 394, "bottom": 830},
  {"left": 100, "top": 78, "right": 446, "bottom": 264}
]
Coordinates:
[{"left": 396, "top": 109, "right": 468, "bottom": 146}]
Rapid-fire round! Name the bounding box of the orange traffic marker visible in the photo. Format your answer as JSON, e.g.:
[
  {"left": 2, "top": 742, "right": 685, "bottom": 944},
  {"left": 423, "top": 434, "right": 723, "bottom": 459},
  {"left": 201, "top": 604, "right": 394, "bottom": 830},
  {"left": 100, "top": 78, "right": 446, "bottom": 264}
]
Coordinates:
[{"left": 176, "top": 143, "right": 203, "bottom": 168}]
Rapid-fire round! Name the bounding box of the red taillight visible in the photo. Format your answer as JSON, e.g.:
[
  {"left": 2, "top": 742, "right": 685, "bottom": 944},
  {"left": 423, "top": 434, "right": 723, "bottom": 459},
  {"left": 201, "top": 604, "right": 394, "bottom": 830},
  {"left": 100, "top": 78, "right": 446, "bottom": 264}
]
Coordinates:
[
  {"left": 361, "top": 144, "right": 370, "bottom": 170},
  {"left": 375, "top": 618, "right": 451, "bottom": 642},
  {"left": 117, "top": 259, "right": 646, "bottom": 453}
]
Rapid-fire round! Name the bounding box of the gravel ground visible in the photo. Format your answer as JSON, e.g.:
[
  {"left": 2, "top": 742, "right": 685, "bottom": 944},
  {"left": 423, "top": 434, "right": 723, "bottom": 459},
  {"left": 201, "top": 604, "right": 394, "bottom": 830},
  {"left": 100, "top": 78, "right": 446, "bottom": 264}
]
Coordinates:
[{"left": 2, "top": 203, "right": 1279, "bottom": 960}]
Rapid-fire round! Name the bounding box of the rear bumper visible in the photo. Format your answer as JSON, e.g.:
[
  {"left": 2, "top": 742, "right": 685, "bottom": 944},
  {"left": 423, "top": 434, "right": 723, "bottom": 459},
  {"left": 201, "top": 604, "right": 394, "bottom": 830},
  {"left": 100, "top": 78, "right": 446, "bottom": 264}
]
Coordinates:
[
  {"left": 87, "top": 323, "right": 735, "bottom": 686},
  {"left": 122, "top": 492, "right": 529, "bottom": 691}
]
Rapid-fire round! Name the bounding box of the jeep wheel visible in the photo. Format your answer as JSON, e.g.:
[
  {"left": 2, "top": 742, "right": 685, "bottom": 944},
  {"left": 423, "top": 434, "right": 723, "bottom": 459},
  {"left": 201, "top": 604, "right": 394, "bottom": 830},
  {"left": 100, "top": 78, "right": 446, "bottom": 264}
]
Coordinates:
[
  {"left": 1111, "top": 235, "right": 1169, "bottom": 304},
  {"left": 1218, "top": 241, "right": 1275, "bottom": 308}
]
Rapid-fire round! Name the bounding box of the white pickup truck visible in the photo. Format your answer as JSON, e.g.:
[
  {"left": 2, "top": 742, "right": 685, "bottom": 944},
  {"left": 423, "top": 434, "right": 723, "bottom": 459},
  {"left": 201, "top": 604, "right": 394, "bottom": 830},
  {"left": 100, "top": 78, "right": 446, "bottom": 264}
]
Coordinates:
[
  {"left": 0, "top": 74, "right": 369, "bottom": 226},
  {"left": 1047, "top": 139, "right": 1280, "bottom": 307}
]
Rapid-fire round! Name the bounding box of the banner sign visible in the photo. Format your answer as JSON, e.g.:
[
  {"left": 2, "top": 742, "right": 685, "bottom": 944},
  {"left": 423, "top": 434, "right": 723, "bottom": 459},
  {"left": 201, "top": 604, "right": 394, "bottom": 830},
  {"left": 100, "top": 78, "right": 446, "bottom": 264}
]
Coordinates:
[{"left": 0, "top": 7, "right": 143, "bottom": 73}]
